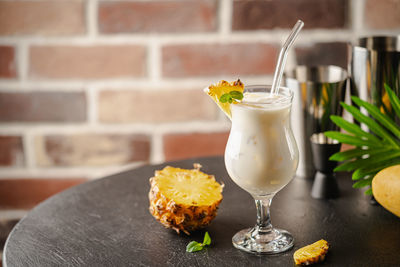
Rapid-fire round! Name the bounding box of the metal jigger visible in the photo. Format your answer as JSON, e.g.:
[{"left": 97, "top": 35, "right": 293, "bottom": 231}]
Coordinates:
[{"left": 310, "top": 133, "right": 342, "bottom": 199}]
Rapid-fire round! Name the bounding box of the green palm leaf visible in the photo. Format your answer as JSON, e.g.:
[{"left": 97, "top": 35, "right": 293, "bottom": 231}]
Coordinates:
[
  {"left": 329, "top": 115, "right": 381, "bottom": 144},
  {"left": 384, "top": 84, "right": 400, "bottom": 119},
  {"left": 353, "top": 177, "right": 374, "bottom": 189},
  {"left": 324, "top": 131, "right": 381, "bottom": 148},
  {"left": 329, "top": 147, "right": 390, "bottom": 161},
  {"left": 334, "top": 150, "right": 400, "bottom": 172},
  {"left": 351, "top": 96, "right": 400, "bottom": 138},
  {"left": 324, "top": 83, "right": 400, "bottom": 195},
  {"left": 352, "top": 157, "right": 400, "bottom": 181},
  {"left": 341, "top": 102, "right": 399, "bottom": 147},
  {"left": 364, "top": 188, "right": 373, "bottom": 195}
]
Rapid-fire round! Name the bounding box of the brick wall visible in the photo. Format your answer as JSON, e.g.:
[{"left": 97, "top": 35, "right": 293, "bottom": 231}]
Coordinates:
[{"left": 0, "top": 0, "right": 399, "bottom": 210}]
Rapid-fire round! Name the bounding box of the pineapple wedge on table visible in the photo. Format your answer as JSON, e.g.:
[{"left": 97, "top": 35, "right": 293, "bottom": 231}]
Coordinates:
[
  {"left": 149, "top": 164, "right": 223, "bottom": 235},
  {"left": 294, "top": 239, "right": 330, "bottom": 265}
]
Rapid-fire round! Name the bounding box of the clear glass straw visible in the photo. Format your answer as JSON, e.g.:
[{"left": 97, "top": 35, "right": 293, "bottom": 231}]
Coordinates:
[{"left": 270, "top": 20, "right": 304, "bottom": 95}]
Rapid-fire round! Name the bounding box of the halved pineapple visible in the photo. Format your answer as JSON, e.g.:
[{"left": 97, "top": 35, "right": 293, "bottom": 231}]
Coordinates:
[
  {"left": 204, "top": 79, "right": 244, "bottom": 119},
  {"left": 294, "top": 239, "right": 329, "bottom": 265},
  {"left": 149, "top": 164, "right": 223, "bottom": 235}
]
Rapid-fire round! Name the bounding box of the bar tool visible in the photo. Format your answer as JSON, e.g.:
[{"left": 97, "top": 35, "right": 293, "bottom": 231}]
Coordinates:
[
  {"left": 285, "top": 65, "right": 347, "bottom": 178},
  {"left": 310, "top": 133, "right": 341, "bottom": 199}
]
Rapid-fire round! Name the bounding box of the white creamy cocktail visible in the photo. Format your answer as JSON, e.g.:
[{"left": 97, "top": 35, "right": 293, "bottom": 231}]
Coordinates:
[
  {"left": 225, "top": 90, "right": 298, "bottom": 196},
  {"left": 224, "top": 85, "right": 299, "bottom": 254}
]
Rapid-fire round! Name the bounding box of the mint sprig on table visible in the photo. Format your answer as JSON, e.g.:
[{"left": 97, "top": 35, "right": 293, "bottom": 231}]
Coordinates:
[
  {"left": 219, "top": 91, "right": 243, "bottom": 103},
  {"left": 186, "top": 232, "right": 211, "bottom": 252},
  {"left": 325, "top": 84, "right": 400, "bottom": 195}
]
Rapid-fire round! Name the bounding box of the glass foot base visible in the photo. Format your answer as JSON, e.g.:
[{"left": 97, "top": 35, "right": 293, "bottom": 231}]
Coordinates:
[{"left": 232, "top": 227, "right": 294, "bottom": 255}]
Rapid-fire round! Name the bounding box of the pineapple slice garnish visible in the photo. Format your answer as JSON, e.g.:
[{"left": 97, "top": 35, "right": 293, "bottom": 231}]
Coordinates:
[
  {"left": 294, "top": 239, "right": 329, "bottom": 265},
  {"left": 149, "top": 164, "right": 223, "bottom": 235},
  {"left": 204, "top": 79, "right": 244, "bottom": 119}
]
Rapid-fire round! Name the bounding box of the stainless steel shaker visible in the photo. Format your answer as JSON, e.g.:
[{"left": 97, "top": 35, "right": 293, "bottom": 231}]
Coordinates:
[
  {"left": 349, "top": 36, "right": 400, "bottom": 121},
  {"left": 284, "top": 65, "right": 347, "bottom": 178}
]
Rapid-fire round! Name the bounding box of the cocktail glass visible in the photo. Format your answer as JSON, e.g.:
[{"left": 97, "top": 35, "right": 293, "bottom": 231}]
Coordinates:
[{"left": 224, "top": 85, "right": 299, "bottom": 254}]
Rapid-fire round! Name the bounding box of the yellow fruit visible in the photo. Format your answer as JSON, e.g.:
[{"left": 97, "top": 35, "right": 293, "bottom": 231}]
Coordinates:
[
  {"left": 293, "top": 239, "right": 329, "bottom": 265},
  {"left": 149, "top": 164, "right": 223, "bottom": 234},
  {"left": 204, "top": 79, "right": 244, "bottom": 119},
  {"left": 372, "top": 165, "right": 400, "bottom": 217}
]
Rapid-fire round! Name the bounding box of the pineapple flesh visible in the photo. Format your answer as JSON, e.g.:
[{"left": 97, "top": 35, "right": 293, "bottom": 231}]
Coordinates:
[
  {"left": 149, "top": 164, "right": 223, "bottom": 235},
  {"left": 294, "top": 239, "right": 329, "bottom": 265}
]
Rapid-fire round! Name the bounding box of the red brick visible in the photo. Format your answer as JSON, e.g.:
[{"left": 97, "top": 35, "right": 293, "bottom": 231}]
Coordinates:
[
  {"left": 364, "top": 0, "right": 400, "bottom": 29},
  {"left": 0, "top": 92, "right": 86, "bottom": 122},
  {"left": 35, "top": 134, "right": 151, "bottom": 167},
  {"left": 295, "top": 42, "right": 348, "bottom": 69},
  {"left": 0, "top": 136, "right": 24, "bottom": 167},
  {"left": 0, "top": 1, "right": 85, "bottom": 36},
  {"left": 162, "top": 43, "right": 278, "bottom": 77},
  {"left": 232, "top": 0, "right": 347, "bottom": 30},
  {"left": 0, "top": 178, "right": 87, "bottom": 209},
  {"left": 99, "top": 89, "right": 217, "bottom": 123},
  {"left": 163, "top": 132, "right": 229, "bottom": 161},
  {"left": 29, "top": 45, "right": 146, "bottom": 79},
  {"left": 0, "top": 46, "right": 17, "bottom": 78},
  {"left": 99, "top": 0, "right": 217, "bottom": 33}
]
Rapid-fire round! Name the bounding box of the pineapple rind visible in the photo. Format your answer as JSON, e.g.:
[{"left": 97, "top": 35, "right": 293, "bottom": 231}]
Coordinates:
[
  {"left": 294, "top": 239, "right": 329, "bottom": 265},
  {"left": 149, "top": 165, "right": 223, "bottom": 235}
]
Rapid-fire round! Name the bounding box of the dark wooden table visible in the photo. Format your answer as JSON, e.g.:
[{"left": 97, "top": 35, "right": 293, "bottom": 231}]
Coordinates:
[{"left": 3, "top": 157, "right": 400, "bottom": 266}]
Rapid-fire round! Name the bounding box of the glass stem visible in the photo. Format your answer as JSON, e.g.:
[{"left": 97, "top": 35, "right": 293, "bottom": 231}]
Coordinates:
[{"left": 254, "top": 195, "right": 275, "bottom": 232}]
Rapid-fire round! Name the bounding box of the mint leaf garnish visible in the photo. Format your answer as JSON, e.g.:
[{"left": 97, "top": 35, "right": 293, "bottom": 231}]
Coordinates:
[
  {"left": 186, "top": 241, "right": 203, "bottom": 252},
  {"left": 219, "top": 91, "right": 243, "bottom": 103},
  {"left": 229, "top": 91, "right": 243, "bottom": 100},
  {"left": 186, "top": 232, "right": 212, "bottom": 253},
  {"left": 203, "top": 232, "right": 211, "bottom": 246},
  {"left": 219, "top": 93, "right": 231, "bottom": 103}
]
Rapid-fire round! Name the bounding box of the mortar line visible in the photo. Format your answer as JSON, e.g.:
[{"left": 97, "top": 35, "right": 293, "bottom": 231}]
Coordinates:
[
  {"left": 150, "top": 133, "right": 164, "bottom": 164},
  {"left": 87, "top": 86, "right": 98, "bottom": 125},
  {"left": 219, "top": 0, "right": 232, "bottom": 36},
  {"left": 0, "top": 30, "right": 363, "bottom": 45},
  {"left": 22, "top": 132, "right": 36, "bottom": 170},
  {"left": 0, "top": 75, "right": 274, "bottom": 90},
  {"left": 350, "top": 0, "right": 364, "bottom": 42},
  {"left": 0, "top": 84, "right": 86, "bottom": 91},
  {"left": 0, "top": 162, "right": 146, "bottom": 179},
  {"left": 16, "top": 42, "right": 28, "bottom": 82},
  {"left": 1, "top": 32, "right": 393, "bottom": 47},
  {"left": 148, "top": 37, "right": 161, "bottom": 83},
  {"left": 0, "top": 121, "right": 231, "bottom": 135},
  {"left": 0, "top": 210, "right": 28, "bottom": 220},
  {"left": 87, "top": 0, "right": 99, "bottom": 39}
]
